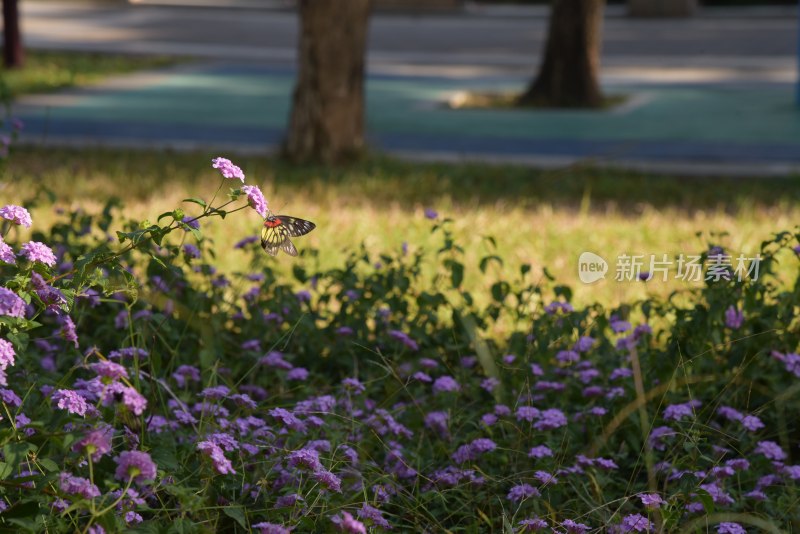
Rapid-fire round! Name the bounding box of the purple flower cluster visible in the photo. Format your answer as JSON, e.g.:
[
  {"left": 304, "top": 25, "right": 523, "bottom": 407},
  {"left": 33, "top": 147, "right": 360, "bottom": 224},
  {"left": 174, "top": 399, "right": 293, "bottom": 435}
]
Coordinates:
[
  {"left": 716, "top": 405, "right": 764, "bottom": 432},
  {"left": 197, "top": 440, "right": 236, "bottom": 474},
  {"left": 0, "top": 287, "right": 26, "bottom": 318},
  {"left": 52, "top": 389, "right": 90, "bottom": 416},
  {"left": 754, "top": 440, "right": 786, "bottom": 461},
  {"left": 615, "top": 514, "right": 653, "bottom": 533},
  {"left": 663, "top": 400, "right": 701, "bottom": 421},
  {"left": 114, "top": 450, "right": 157, "bottom": 484},
  {"left": 544, "top": 301, "right": 574, "bottom": 314},
  {"left": 234, "top": 235, "right": 260, "bottom": 249},
  {"left": 181, "top": 216, "right": 200, "bottom": 230},
  {"left": 507, "top": 483, "right": 541, "bottom": 502},
  {"left": 0, "top": 237, "right": 15, "bottom": 265},
  {"left": 211, "top": 156, "right": 245, "bottom": 182},
  {"left": 74, "top": 425, "right": 114, "bottom": 461},
  {"left": 0, "top": 339, "right": 16, "bottom": 385},
  {"left": 556, "top": 350, "right": 580, "bottom": 363},
  {"left": 515, "top": 405, "right": 566, "bottom": 430},
  {"left": 452, "top": 438, "right": 497, "bottom": 463},
  {"left": 573, "top": 336, "right": 595, "bottom": 352},
  {"left": 285, "top": 447, "right": 342, "bottom": 492},
  {"left": 332, "top": 511, "right": 366, "bottom": 533},
  {"left": 90, "top": 360, "right": 129, "bottom": 381},
  {"left": 0, "top": 204, "right": 32, "bottom": 228},
  {"left": 771, "top": 351, "right": 800, "bottom": 378},
  {"left": 639, "top": 493, "right": 665, "bottom": 509},
  {"left": 242, "top": 184, "right": 268, "bottom": 218},
  {"left": 59, "top": 473, "right": 101, "bottom": 499},
  {"left": 19, "top": 241, "right": 57, "bottom": 266},
  {"left": 432, "top": 375, "right": 460, "bottom": 394},
  {"left": 724, "top": 305, "right": 744, "bottom": 329},
  {"left": 388, "top": 329, "right": 419, "bottom": 351},
  {"left": 59, "top": 315, "right": 79, "bottom": 348}
]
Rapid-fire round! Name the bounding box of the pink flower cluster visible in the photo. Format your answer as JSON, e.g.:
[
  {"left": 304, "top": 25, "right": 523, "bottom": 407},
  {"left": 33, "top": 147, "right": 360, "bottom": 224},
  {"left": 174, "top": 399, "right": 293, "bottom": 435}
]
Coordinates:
[{"left": 210, "top": 157, "right": 269, "bottom": 219}]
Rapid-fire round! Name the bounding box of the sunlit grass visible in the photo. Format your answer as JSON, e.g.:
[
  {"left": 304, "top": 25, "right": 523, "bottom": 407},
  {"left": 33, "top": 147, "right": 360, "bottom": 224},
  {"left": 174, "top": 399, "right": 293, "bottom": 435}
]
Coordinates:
[
  {"left": 0, "top": 51, "right": 178, "bottom": 99},
  {"left": 3, "top": 146, "right": 798, "bottom": 307},
  {"left": 447, "top": 90, "right": 628, "bottom": 110}
]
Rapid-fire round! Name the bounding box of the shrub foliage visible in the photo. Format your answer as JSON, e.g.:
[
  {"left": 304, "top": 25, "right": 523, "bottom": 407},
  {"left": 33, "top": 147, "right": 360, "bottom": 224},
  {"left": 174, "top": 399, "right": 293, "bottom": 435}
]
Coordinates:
[{"left": 0, "top": 159, "right": 798, "bottom": 533}]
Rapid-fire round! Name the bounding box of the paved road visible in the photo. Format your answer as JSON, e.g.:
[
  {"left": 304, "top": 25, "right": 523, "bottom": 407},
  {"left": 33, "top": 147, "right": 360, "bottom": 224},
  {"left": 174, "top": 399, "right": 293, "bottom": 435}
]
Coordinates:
[
  {"left": 12, "top": 2, "right": 800, "bottom": 175},
  {"left": 22, "top": 1, "right": 797, "bottom": 78},
  {"left": 13, "top": 62, "right": 800, "bottom": 176}
]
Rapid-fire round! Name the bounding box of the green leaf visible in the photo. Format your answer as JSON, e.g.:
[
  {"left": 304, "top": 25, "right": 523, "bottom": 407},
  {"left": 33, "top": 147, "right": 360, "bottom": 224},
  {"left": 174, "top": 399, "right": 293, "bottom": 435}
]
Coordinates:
[
  {"left": 183, "top": 197, "right": 207, "bottom": 208},
  {"left": 167, "top": 519, "right": 198, "bottom": 534},
  {"left": 445, "top": 260, "right": 464, "bottom": 288},
  {"left": 0, "top": 462, "right": 13, "bottom": 480},
  {"left": 3, "top": 518, "right": 41, "bottom": 533},
  {"left": 0, "top": 500, "right": 39, "bottom": 520},
  {"left": 479, "top": 255, "right": 503, "bottom": 274},
  {"left": 293, "top": 266, "right": 307, "bottom": 282},
  {"left": 151, "top": 229, "right": 164, "bottom": 246},
  {"left": 3, "top": 442, "right": 34, "bottom": 469},
  {"left": 148, "top": 436, "right": 179, "bottom": 471},
  {"left": 554, "top": 284, "right": 573, "bottom": 301},
  {"left": 125, "top": 523, "right": 160, "bottom": 534},
  {"left": 73, "top": 250, "right": 116, "bottom": 288},
  {"left": 222, "top": 506, "right": 248, "bottom": 529},
  {"left": 199, "top": 347, "right": 216, "bottom": 370},
  {"left": 695, "top": 488, "right": 715, "bottom": 515},
  {"left": 148, "top": 253, "right": 168, "bottom": 270},
  {"left": 491, "top": 281, "right": 510, "bottom": 303},
  {"left": 38, "top": 458, "right": 59, "bottom": 472},
  {"left": 5, "top": 332, "right": 28, "bottom": 352}
]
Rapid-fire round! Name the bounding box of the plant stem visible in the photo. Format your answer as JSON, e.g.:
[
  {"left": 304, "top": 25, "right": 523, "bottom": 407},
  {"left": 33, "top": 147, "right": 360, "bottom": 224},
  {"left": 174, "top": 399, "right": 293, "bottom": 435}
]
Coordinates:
[
  {"left": 629, "top": 345, "right": 662, "bottom": 530},
  {"left": 88, "top": 454, "right": 96, "bottom": 515}
]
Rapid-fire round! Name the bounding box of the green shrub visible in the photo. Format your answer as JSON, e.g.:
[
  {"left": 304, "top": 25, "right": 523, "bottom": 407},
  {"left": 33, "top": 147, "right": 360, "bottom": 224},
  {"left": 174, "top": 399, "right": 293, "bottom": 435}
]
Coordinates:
[{"left": 0, "top": 158, "right": 798, "bottom": 532}]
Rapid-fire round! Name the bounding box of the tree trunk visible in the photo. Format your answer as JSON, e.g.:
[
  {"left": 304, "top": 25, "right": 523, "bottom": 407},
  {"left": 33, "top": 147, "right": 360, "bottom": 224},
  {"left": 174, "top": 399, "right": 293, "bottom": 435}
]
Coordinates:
[
  {"left": 518, "top": 0, "right": 605, "bottom": 108},
  {"left": 284, "top": 0, "right": 371, "bottom": 164},
  {"left": 2, "top": 0, "right": 24, "bottom": 69}
]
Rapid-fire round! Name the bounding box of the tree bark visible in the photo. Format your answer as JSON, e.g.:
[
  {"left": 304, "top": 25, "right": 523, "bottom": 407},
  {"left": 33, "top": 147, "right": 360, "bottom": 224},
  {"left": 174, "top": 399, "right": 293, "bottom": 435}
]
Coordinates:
[
  {"left": 2, "top": 0, "right": 24, "bottom": 69},
  {"left": 284, "top": 0, "right": 372, "bottom": 164},
  {"left": 518, "top": 0, "right": 605, "bottom": 108}
]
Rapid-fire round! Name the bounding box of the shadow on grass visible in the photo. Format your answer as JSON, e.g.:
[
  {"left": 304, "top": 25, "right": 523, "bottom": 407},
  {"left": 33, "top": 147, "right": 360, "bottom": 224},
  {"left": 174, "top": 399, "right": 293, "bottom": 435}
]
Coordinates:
[{"left": 7, "top": 146, "right": 800, "bottom": 215}]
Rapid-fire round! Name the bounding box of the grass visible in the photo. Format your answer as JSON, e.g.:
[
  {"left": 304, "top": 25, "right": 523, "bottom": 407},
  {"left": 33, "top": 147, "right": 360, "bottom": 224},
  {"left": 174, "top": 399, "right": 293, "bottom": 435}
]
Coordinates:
[
  {"left": 3, "top": 146, "right": 799, "bottom": 307},
  {"left": 0, "top": 50, "right": 178, "bottom": 99}
]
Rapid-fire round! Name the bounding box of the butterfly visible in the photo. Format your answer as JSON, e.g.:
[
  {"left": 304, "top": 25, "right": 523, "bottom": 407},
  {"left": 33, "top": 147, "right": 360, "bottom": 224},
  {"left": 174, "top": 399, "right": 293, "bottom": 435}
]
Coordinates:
[{"left": 261, "top": 213, "right": 316, "bottom": 256}]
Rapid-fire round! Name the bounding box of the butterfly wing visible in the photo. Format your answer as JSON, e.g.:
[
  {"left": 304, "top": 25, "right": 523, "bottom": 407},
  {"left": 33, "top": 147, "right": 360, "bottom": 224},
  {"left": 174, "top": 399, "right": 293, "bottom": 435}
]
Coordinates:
[
  {"left": 281, "top": 238, "right": 298, "bottom": 257},
  {"left": 261, "top": 215, "right": 314, "bottom": 256},
  {"left": 261, "top": 221, "right": 289, "bottom": 256},
  {"left": 274, "top": 215, "right": 316, "bottom": 237},
  {"left": 262, "top": 240, "right": 280, "bottom": 256}
]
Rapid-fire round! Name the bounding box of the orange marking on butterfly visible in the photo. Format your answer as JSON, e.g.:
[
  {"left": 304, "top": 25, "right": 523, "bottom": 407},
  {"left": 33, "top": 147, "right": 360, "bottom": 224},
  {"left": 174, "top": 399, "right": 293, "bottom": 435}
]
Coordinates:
[{"left": 263, "top": 218, "right": 282, "bottom": 228}]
